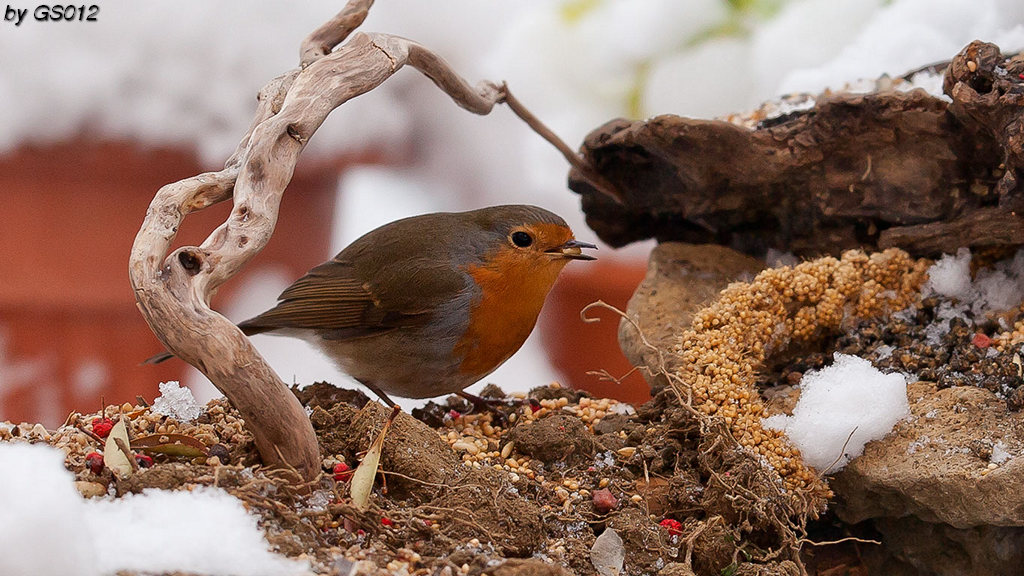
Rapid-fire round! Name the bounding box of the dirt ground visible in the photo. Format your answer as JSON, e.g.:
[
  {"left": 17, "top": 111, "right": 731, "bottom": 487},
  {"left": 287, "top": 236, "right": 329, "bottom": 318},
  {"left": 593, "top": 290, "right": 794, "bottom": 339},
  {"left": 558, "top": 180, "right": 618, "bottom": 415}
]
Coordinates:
[
  {"left": 9, "top": 268, "right": 1024, "bottom": 575},
  {"left": 31, "top": 378, "right": 808, "bottom": 576}
]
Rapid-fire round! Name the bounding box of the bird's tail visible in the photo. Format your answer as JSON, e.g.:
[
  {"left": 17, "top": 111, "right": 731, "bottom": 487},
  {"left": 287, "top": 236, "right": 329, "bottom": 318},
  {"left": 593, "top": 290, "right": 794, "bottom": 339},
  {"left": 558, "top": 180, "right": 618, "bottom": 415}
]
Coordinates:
[{"left": 142, "top": 351, "right": 175, "bottom": 365}]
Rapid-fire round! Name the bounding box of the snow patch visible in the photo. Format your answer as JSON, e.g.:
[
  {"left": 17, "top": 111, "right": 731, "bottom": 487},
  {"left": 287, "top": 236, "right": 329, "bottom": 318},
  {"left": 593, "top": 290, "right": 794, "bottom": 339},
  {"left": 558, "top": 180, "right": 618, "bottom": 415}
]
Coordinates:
[
  {"left": 763, "top": 354, "right": 909, "bottom": 472},
  {"left": 0, "top": 443, "right": 307, "bottom": 576},
  {"left": 991, "top": 441, "right": 1012, "bottom": 465}
]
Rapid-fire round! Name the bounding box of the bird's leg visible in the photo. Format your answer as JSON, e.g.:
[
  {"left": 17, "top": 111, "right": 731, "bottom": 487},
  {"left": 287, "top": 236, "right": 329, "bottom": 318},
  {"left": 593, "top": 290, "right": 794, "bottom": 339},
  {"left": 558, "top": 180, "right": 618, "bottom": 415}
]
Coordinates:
[
  {"left": 457, "top": 390, "right": 526, "bottom": 415},
  {"left": 358, "top": 379, "right": 400, "bottom": 410}
]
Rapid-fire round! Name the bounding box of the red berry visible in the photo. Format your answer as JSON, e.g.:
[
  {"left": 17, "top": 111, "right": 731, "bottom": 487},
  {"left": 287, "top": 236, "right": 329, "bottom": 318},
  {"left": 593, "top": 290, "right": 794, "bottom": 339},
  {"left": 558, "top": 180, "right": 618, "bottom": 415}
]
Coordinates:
[
  {"left": 381, "top": 517, "right": 394, "bottom": 527},
  {"left": 528, "top": 399, "right": 542, "bottom": 413},
  {"left": 660, "top": 518, "right": 684, "bottom": 537},
  {"left": 135, "top": 453, "right": 154, "bottom": 468},
  {"left": 448, "top": 409, "right": 462, "bottom": 420},
  {"left": 972, "top": 333, "right": 992, "bottom": 349},
  {"left": 85, "top": 451, "right": 104, "bottom": 474},
  {"left": 333, "top": 462, "right": 353, "bottom": 482},
  {"left": 91, "top": 418, "right": 113, "bottom": 438}
]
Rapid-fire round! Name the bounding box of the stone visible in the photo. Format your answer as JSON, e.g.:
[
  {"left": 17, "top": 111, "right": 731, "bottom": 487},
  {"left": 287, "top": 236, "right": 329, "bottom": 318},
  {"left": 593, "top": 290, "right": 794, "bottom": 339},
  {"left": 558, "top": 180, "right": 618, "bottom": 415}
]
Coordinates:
[
  {"left": 341, "top": 402, "right": 461, "bottom": 502},
  {"left": 871, "top": 517, "right": 1024, "bottom": 576},
  {"left": 831, "top": 380, "right": 1024, "bottom": 575},
  {"left": 833, "top": 381, "right": 1024, "bottom": 528}
]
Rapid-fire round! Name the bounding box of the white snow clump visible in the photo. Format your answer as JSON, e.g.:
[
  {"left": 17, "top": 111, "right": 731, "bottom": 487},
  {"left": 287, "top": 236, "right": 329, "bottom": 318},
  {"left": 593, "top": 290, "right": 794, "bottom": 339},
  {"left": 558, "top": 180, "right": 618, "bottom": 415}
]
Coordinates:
[
  {"left": 763, "top": 353, "right": 909, "bottom": 472},
  {"left": 151, "top": 380, "right": 204, "bottom": 422}
]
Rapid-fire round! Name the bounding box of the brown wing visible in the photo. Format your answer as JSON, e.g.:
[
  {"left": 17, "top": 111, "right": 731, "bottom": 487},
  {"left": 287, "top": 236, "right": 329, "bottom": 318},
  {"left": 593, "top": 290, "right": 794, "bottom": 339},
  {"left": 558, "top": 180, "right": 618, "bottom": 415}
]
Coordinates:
[
  {"left": 238, "top": 254, "right": 470, "bottom": 342},
  {"left": 237, "top": 261, "right": 374, "bottom": 332}
]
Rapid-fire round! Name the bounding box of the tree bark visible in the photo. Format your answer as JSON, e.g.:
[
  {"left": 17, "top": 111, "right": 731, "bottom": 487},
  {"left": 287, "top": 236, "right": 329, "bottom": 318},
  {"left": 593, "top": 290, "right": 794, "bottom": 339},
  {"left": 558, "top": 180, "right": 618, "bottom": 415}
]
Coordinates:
[{"left": 569, "top": 41, "right": 1024, "bottom": 259}]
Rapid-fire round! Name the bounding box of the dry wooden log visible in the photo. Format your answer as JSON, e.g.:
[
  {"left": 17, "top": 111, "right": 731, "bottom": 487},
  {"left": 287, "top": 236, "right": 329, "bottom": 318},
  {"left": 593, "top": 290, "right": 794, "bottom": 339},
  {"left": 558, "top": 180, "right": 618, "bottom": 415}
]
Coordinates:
[
  {"left": 129, "top": 1, "right": 520, "bottom": 483},
  {"left": 569, "top": 41, "right": 1024, "bottom": 258}
]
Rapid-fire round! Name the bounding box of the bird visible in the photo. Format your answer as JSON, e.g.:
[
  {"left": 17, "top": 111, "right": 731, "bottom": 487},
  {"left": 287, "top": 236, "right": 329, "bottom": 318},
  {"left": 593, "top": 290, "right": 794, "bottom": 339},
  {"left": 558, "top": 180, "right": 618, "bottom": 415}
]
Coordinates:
[{"left": 149, "top": 205, "right": 596, "bottom": 410}]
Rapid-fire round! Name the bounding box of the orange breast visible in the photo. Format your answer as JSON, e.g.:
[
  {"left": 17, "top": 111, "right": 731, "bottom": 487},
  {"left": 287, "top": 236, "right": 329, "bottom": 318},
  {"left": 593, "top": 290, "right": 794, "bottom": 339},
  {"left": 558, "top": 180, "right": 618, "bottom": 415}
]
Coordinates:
[{"left": 454, "top": 248, "right": 567, "bottom": 379}]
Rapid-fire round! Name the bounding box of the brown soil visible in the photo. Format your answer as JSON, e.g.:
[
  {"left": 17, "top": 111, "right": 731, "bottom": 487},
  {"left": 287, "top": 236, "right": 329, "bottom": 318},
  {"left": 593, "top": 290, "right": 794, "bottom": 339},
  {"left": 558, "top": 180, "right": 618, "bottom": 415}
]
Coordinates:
[
  {"left": 11, "top": 375, "right": 815, "bottom": 576},
  {"left": 12, "top": 280, "right": 1024, "bottom": 575}
]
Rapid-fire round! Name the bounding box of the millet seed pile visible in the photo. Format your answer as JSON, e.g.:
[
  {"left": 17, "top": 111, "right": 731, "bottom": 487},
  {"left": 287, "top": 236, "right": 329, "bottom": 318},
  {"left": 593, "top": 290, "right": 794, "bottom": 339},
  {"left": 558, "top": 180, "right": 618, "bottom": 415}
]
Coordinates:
[{"left": 673, "top": 248, "right": 930, "bottom": 493}]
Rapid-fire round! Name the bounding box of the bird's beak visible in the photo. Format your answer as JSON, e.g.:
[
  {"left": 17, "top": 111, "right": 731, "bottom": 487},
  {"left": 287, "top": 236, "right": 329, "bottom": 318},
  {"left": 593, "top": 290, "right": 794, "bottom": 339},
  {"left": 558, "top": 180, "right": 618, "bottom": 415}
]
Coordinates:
[{"left": 548, "top": 239, "right": 597, "bottom": 261}]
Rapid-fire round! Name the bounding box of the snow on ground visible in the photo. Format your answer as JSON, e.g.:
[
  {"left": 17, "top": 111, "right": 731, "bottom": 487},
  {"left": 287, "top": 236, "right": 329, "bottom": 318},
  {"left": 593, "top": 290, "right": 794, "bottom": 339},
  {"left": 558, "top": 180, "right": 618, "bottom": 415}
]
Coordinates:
[
  {"left": 925, "top": 247, "right": 1024, "bottom": 315},
  {"left": 919, "top": 248, "right": 1024, "bottom": 345},
  {"left": 0, "top": 443, "right": 308, "bottom": 576},
  {"left": 924, "top": 247, "right": 976, "bottom": 301},
  {"left": 763, "top": 354, "right": 910, "bottom": 472}
]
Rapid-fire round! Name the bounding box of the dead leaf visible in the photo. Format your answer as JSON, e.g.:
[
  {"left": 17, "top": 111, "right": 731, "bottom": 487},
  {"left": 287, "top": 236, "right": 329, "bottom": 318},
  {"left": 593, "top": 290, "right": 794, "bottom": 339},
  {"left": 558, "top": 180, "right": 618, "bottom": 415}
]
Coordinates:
[
  {"left": 103, "top": 419, "right": 133, "bottom": 479},
  {"left": 350, "top": 406, "right": 399, "bottom": 510},
  {"left": 132, "top": 433, "right": 208, "bottom": 458}
]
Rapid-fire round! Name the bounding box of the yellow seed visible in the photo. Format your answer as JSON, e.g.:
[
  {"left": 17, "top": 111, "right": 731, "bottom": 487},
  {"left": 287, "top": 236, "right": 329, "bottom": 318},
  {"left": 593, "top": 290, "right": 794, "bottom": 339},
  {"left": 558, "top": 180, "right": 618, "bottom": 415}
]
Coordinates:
[{"left": 452, "top": 440, "right": 479, "bottom": 455}]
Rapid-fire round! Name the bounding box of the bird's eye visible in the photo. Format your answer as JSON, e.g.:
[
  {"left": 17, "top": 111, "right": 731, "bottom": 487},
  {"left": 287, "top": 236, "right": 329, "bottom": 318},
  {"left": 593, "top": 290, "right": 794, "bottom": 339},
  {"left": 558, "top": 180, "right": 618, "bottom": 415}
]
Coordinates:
[{"left": 511, "top": 231, "right": 533, "bottom": 248}]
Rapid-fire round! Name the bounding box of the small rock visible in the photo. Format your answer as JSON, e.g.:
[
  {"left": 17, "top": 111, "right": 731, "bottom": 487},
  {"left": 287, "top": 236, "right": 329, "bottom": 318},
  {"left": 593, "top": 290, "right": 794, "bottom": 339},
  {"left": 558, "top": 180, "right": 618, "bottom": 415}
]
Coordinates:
[
  {"left": 657, "top": 563, "right": 696, "bottom": 576},
  {"left": 309, "top": 406, "right": 335, "bottom": 429},
  {"left": 590, "top": 528, "right": 624, "bottom": 576},
  {"left": 592, "top": 413, "right": 630, "bottom": 435},
  {"left": 968, "top": 438, "right": 994, "bottom": 460},
  {"left": 592, "top": 488, "right": 617, "bottom": 514},
  {"left": 75, "top": 480, "right": 107, "bottom": 498},
  {"left": 206, "top": 443, "right": 231, "bottom": 465}
]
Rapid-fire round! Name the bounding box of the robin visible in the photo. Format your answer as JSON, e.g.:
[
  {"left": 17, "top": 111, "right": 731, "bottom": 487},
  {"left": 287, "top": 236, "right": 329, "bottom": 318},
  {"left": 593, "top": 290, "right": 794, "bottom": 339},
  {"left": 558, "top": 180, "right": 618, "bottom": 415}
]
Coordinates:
[{"left": 150, "top": 204, "right": 595, "bottom": 409}]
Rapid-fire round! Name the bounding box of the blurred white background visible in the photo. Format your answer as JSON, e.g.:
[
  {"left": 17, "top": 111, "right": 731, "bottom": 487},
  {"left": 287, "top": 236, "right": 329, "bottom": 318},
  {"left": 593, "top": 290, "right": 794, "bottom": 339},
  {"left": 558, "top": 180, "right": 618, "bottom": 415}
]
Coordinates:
[{"left": 3, "top": 0, "right": 1024, "bottom": 409}]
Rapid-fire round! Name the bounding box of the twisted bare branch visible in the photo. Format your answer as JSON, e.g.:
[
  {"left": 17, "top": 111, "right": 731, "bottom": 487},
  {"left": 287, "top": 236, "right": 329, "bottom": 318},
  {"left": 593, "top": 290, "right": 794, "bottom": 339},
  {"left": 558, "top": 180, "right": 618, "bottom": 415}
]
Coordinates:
[{"left": 129, "top": 5, "right": 520, "bottom": 482}]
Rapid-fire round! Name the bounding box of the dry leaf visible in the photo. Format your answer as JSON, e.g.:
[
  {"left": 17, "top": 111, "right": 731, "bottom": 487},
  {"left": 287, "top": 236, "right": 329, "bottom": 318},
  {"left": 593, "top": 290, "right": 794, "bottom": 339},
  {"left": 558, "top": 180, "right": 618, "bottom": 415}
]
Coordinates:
[
  {"left": 132, "top": 433, "right": 208, "bottom": 458},
  {"left": 103, "top": 419, "right": 133, "bottom": 479},
  {"left": 350, "top": 407, "right": 398, "bottom": 510}
]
